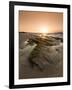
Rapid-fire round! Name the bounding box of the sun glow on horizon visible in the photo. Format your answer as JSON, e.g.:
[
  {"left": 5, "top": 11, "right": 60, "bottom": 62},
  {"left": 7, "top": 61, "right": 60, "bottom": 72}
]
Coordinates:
[
  {"left": 40, "top": 27, "right": 49, "bottom": 38},
  {"left": 41, "top": 27, "right": 49, "bottom": 34}
]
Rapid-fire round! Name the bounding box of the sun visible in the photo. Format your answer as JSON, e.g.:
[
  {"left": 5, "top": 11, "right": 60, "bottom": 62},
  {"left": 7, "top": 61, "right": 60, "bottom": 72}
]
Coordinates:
[
  {"left": 41, "top": 28, "right": 48, "bottom": 34},
  {"left": 40, "top": 27, "right": 48, "bottom": 38}
]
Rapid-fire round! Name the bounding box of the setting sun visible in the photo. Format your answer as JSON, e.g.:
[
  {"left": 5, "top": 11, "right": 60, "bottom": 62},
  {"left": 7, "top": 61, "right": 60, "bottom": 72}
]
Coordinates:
[
  {"left": 39, "top": 27, "right": 48, "bottom": 38},
  {"left": 41, "top": 28, "right": 48, "bottom": 33}
]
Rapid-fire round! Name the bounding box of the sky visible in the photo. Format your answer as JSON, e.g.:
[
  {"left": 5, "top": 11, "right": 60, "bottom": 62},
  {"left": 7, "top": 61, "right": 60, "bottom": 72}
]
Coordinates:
[{"left": 19, "top": 11, "right": 63, "bottom": 33}]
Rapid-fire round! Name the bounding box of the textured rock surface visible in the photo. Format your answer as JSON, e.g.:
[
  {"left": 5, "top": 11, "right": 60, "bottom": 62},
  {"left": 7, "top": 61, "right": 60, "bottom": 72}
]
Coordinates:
[{"left": 19, "top": 32, "right": 63, "bottom": 79}]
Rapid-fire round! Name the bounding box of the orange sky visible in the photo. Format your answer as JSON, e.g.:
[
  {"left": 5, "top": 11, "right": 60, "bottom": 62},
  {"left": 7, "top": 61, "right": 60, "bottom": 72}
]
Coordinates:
[{"left": 19, "top": 11, "right": 63, "bottom": 33}]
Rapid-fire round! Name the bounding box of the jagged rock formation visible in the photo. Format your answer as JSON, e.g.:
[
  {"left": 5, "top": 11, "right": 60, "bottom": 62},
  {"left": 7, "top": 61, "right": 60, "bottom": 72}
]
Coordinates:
[
  {"left": 19, "top": 32, "right": 63, "bottom": 79},
  {"left": 28, "top": 36, "right": 63, "bottom": 71}
]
